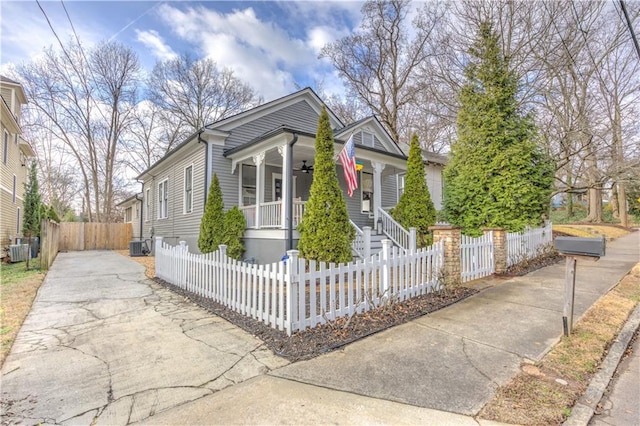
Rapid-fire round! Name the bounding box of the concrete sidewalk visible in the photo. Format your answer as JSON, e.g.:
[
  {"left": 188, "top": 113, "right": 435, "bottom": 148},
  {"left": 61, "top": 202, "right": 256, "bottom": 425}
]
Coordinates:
[
  {"left": 1, "top": 231, "right": 638, "bottom": 425},
  {"left": 151, "top": 231, "right": 639, "bottom": 424}
]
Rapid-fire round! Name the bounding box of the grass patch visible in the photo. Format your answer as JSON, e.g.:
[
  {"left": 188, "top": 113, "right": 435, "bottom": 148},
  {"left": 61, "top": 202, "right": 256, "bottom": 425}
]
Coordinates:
[
  {"left": 479, "top": 262, "right": 640, "bottom": 425},
  {"left": 0, "top": 257, "right": 46, "bottom": 366},
  {"left": 553, "top": 224, "right": 632, "bottom": 240}
]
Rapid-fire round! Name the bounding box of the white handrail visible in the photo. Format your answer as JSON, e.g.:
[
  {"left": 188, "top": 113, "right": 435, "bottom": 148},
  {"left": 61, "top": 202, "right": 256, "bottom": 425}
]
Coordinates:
[
  {"left": 350, "top": 220, "right": 366, "bottom": 258},
  {"left": 377, "top": 207, "right": 415, "bottom": 251}
]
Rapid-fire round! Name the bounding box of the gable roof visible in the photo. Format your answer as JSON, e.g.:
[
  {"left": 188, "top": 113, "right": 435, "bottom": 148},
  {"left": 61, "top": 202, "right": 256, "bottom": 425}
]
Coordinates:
[
  {"left": 0, "top": 75, "right": 28, "bottom": 105},
  {"left": 208, "top": 87, "right": 344, "bottom": 132},
  {"left": 334, "top": 115, "right": 405, "bottom": 156}
]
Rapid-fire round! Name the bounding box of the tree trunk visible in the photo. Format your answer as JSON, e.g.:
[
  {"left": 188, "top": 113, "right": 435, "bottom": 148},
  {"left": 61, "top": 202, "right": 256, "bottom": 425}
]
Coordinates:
[
  {"left": 586, "top": 187, "right": 603, "bottom": 223},
  {"left": 618, "top": 183, "right": 628, "bottom": 227}
]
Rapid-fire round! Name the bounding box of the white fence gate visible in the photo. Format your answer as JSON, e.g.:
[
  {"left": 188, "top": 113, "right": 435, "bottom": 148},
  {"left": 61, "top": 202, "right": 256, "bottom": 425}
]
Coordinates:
[
  {"left": 155, "top": 238, "right": 444, "bottom": 335},
  {"left": 460, "top": 231, "right": 495, "bottom": 282}
]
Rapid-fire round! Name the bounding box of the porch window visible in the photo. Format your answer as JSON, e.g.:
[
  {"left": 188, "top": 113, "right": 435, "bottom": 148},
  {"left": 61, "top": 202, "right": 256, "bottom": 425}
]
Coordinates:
[
  {"left": 361, "top": 171, "right": 373, "bottom": 214},
  {"left": 184, "top": 165, "right": 193, "bottom": 214},
  {"left": 242, "top": 164, "right": 256, "bottom": 205},
  {"left": 145, "top": 188, "right": 150, "bottom": 222},
  {"left": 397, "top": 173, "right": 406, "bottom": 202},
  {"left": 158, "top": 179, "right": 168, "bottom": 219}
]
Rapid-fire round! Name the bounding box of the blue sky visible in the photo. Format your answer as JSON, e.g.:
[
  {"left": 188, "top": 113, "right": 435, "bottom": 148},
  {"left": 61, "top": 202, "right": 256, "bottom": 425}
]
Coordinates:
[{"left": 1, "top": 1, "right": 367, "bottom": 101}]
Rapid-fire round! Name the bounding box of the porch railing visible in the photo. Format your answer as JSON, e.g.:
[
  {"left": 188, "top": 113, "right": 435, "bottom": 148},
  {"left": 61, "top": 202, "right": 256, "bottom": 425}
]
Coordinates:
[
  {"left": 377, "top": 207, "right": 416, "bottom": 252},
  {"left": 350, "top": 220, "right": 370, "bottom": 259},
  {"left": 240, "top": 200, "right": 306, "bottom": 229}
]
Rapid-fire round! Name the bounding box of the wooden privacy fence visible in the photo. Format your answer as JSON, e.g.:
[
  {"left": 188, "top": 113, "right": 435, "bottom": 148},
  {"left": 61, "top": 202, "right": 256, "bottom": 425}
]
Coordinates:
[
  {"left": 58, "top": 222, "right": 132, "bottom": 251},
  {"left": 40, "top": 219, "right": 60, "bottom": 271},
  {"left": 155, "top": 238, "right": 444, "bottom": 335}
]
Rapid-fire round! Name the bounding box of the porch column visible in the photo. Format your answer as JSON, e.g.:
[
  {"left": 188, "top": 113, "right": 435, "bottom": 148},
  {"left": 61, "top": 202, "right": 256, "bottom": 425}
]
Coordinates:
[
  {"left": 253, "top": 152, "right": 265, "bottom": 228},
  {"left": 371, "top": 161, "right": 385, "bottom": 224},
  {"left": 278, "top": 144, "right": 289, "bottom": 230}
]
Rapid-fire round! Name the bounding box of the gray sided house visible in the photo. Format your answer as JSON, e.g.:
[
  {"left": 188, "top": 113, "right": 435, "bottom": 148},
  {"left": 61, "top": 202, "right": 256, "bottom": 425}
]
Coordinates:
[{"left": 137, "top": 88, "right": 445, "bottom": 263}]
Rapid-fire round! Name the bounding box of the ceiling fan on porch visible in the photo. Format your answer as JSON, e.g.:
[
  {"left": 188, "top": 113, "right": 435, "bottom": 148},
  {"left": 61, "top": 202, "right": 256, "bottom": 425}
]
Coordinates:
[{"left": 300, "top": 160, "right": 314, "bottom": 173}]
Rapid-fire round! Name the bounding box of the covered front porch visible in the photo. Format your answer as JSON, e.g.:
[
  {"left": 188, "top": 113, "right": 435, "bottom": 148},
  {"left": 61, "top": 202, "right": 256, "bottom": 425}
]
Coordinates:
[{"left": 226, "top": 129, "right": 409, "bottom": 232}]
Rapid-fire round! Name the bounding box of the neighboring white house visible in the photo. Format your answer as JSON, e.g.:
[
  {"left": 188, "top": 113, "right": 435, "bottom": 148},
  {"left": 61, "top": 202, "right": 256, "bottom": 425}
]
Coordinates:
[
  {"left": 137, "top": 88, "right": 446, "bottom": 263},
  {"left": 117, "top": 194, "right": 142, "bottom": 240}
]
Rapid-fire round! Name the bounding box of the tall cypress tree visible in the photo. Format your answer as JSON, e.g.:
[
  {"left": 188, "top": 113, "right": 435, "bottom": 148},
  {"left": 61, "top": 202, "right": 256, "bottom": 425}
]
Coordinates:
[
  {"left": 443, "top": 22, "right": 553, "bottom": 235},
  {"left": 392, "top": 134, "right": 436, "bottom": 247},
  {"left": 198, "top": 173, "right": 225, "bottom": 253},
  {"left": 22, "top": 161, "right": 41, "bottom": 269},
  {"left": 297, "top": 107, "right": 354, "bottom": 263}
]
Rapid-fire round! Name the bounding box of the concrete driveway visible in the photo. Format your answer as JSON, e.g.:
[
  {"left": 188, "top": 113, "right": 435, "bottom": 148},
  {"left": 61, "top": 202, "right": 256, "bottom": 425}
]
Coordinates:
[{"left": 0, "top": 251, "right": 288, "bottom": 425}]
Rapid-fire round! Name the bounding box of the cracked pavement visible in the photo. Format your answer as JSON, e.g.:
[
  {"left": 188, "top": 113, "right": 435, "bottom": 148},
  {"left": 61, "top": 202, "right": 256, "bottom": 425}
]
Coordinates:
[
  {"left": 2, "top": 232, "right": 638, "bottom": 425},
  {"left": 0, "top": 251, "right": 289, "bottom": 425}
]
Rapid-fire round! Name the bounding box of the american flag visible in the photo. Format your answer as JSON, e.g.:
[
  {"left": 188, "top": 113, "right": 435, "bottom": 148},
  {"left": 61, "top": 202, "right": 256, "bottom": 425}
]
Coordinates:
[{"left": 339, "top": 134, "right": 358, "bottom": 197}]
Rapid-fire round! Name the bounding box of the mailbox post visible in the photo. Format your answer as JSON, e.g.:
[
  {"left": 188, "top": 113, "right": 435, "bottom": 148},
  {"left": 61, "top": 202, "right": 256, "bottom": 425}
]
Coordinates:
[{"left": 554, "top": 236, "right": 606, "bottom": 336}]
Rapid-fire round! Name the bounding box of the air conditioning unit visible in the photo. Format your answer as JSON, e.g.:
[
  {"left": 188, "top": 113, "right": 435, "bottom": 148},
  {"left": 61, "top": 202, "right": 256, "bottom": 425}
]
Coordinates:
[
  {"left": 9, "top": 244, "right": 29, "bottom": 263},
  {"left": 129, "top": 240, "right": 144, "bottom": 257}
]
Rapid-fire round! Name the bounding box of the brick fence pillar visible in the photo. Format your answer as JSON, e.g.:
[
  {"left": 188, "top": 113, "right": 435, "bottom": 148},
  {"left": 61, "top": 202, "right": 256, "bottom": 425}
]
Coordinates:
[
  {"left": 488, "top": 228, "right": 508, "bottom": 274},
  {"left": 429, "top": 226, "right": 462, "bottom": 286}
]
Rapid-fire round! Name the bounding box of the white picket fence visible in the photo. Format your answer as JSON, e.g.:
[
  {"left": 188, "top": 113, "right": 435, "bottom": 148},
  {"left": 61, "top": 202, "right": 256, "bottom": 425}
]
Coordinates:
[
  {"left": 460, "top": 231, "right": 495, "bottom": 282},
  {"left": 506, "top": 221, "right": 553, "bottom": 267},
  {"left": 155, "top": 238, "right": 444, "bottom": 335}
]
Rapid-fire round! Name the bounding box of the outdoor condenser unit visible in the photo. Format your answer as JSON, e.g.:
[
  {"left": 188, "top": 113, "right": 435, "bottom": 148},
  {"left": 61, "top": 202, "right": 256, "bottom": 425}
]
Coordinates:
[
  {"left": 129, "top": 240, "right": 145, "bottom": 257},
  {"left": 9, "top": 244, "right": 29, "bottom": 263}
]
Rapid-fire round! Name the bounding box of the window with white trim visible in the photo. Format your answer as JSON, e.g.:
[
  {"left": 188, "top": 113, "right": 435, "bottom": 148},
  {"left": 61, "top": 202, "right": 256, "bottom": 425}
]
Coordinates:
[
  {"left": 14, "top": 134, "right": 18, "bottom": 145},
  {"left": 3, "top": 131, "right": 8, "bottom": 164},
  {"left": 158, "top": 179, "right": 168, "bottom": 219},
  {"left": 145, "top": 188, "right": 150, "bottom": 221},
  {"left": 125, "top": 206, "right": 132, "bottom": 222},
  {"left": 361, "top": 172, "right": 373, "bottom": 213},
  {"left": 135, "top": 203, "right": 140, "bottom": 219},
  {"left": 184, "top": 165, "right": 193, "bottom": 214},
  {"left": 361, "top": 130, "right": 374, "bottom": 147},
  {"left": 16, "top": 207, "right": 20, "bottom": 234},
  {"left": 12, "top": 174, "right": 17, "bottom": 203},
  {"left": 397, "top": 173, "right": 406, "bottom": 202}
]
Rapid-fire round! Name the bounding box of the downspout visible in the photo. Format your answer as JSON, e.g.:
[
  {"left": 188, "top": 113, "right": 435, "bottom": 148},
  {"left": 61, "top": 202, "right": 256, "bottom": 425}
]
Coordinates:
[
  {"left": 135, "top": 190, "right": 143, "bottom": 241},
  {"left": 287, "top": 133, "right": 298, "bottom": 251},
  {"left": 198, "top": 130, "right": 208, "bottom": 203}
]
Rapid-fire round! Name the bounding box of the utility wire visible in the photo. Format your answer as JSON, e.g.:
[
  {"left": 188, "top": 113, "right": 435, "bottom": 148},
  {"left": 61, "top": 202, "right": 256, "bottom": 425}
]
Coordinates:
[{"left": 619, "top": 0, "right": 640, "bottom": 60}]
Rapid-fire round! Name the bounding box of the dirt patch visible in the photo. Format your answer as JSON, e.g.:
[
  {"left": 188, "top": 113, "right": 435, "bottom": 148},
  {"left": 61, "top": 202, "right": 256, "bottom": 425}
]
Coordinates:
[
  {"left": 155, "top": 278, "right": 477, "bottom": 362},
  {"left": 0, "top": 265, "right": 46, "bottom": 366},
  {"left": 479, "top": 262, "right": 640, "bottom": 425}
]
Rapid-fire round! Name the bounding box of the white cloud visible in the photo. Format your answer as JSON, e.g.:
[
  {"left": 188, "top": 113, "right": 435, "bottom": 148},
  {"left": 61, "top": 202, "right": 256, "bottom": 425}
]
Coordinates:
[
  {"left": 153, "top": 3, "right": 357, "bottom": 100},
  {"left": 135, "top": 29, "right": 177, "bottom": 61}
]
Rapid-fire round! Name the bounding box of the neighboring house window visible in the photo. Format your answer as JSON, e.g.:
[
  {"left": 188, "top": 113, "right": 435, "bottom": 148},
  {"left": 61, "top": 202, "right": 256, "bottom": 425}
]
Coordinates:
[
  {"left": 12, "top": 175, "right": 17, "bottom": 203},
  {"left": 16, "top": 207, "right": 20, "bottom": 234},
  {"left": 158, "top": 180, "right": 168, "bottom": 219},
  {"left": 3, "top": 131, "right": 8, "bottom": 164},
  {"left": 361, "top": 172, "right": 373, "bottom": 214},
  {"left": 135, "top": 203, "right": 140, "bottom": 219},
  {"left": 361, "top": 130, "right": 374, "bottom": 148},
  {"left": 145, "top": 188, "right": 150, "bottom": 221},
  {"left": 125, "top": 207, "right": 132, "bottom": 222},
  {"left": 184, "top": 165, "right": 193, "bottom": 214}
]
